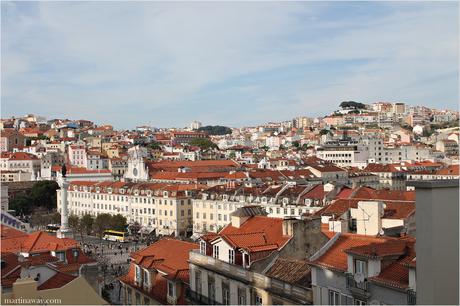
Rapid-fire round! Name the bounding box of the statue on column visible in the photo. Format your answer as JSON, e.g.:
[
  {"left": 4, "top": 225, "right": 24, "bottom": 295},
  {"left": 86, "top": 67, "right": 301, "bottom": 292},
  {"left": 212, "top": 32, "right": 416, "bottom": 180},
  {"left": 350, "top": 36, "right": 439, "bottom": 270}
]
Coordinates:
[{"left": 61, "top": 164, "right": 67, "bottom": 177}]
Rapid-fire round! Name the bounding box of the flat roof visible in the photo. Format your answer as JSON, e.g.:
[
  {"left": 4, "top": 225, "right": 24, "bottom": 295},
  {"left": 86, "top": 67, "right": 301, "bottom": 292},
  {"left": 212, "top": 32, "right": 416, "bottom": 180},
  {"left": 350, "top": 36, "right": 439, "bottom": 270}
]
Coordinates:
[{"left": 407, "top": 180, "right": 459, "bottom": 189}]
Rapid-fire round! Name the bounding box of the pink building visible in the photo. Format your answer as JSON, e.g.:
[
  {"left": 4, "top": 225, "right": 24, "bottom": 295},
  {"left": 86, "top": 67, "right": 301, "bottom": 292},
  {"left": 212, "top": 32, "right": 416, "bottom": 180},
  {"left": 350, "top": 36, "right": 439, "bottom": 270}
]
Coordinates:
[{"left": 68, "top": 145, "right": 87, "bottom": 167}]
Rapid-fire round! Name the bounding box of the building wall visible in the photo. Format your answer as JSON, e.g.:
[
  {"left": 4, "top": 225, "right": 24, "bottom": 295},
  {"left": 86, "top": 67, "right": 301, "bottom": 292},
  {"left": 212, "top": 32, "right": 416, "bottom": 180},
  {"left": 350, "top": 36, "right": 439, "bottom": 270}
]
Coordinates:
[
  {"left": 58, "top": 188, "right": 193, "bottom": 237},
  {"left": 410, "top": 180, "right": 459, "bottom": 305}
]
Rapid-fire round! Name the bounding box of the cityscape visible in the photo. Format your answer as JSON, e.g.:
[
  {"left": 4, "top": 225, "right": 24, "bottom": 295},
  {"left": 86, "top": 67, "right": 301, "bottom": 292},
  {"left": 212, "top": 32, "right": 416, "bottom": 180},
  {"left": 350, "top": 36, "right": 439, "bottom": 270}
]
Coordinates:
[{"left": 1, "top": 1, "right": 459, "bottom": 306}]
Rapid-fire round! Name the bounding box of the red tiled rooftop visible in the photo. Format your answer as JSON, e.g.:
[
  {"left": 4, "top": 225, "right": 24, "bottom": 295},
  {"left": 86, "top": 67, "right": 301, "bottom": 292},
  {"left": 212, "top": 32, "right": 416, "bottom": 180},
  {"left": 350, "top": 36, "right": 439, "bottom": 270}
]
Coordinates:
[{"left": 37, "top": 272, "right": 77, "bottom": 290}]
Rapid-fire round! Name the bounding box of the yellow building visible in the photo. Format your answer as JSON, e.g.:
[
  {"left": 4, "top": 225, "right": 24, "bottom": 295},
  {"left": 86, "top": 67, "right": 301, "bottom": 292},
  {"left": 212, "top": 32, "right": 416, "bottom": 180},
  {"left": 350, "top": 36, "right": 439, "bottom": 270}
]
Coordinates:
[{"left": 2, "top": 277, "right": 107, "bottom": 305}]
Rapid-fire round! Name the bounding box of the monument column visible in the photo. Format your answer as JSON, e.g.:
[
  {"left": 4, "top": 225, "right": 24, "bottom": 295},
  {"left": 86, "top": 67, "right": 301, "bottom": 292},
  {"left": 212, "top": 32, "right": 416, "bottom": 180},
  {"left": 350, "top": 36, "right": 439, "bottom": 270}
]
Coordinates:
[{"left": 57, "top": 175, "right": 73, "bottom": 239}]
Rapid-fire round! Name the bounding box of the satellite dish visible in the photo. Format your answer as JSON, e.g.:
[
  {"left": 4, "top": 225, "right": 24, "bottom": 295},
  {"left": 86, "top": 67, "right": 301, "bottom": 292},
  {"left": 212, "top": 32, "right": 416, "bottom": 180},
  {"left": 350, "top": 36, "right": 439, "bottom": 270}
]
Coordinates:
[
  {"left": 354, "top": 272, "right": 365, "bottom": 283},
  {"left": 379, "top": 229, "right": 385, "bottom": 236}
]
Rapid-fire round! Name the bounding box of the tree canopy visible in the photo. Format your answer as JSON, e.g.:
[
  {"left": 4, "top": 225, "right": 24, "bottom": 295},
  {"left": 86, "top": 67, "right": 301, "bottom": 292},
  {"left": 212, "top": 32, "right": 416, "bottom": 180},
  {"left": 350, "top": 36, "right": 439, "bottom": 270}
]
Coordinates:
[
  {"left": 190, "top": 138, "right": 218, "bottom": 150},
  {"left": 9, "top": 181, "right": 59, "bottom": 216},
  {"left": 197, "top": 125, "right": 232, "bottom": 135},
  {"left": 340, "top": 101, "right": 366, "bottom": 109}
]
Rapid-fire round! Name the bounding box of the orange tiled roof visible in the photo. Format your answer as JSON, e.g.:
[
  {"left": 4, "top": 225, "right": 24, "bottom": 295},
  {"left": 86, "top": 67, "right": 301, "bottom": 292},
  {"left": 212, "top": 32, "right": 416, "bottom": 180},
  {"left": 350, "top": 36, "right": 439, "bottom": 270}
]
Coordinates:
[
  {"left": 311, "top": 234, "right": 397, "bottom": 272},
  {"left": 130, "top": 238, "right": 198, "bottom": 279},
  {"left": 37, "top": 272, "right": 77, "bottom": 290},
  {"left": 217, "top": 216, "right": 291, "bottom": 253}
]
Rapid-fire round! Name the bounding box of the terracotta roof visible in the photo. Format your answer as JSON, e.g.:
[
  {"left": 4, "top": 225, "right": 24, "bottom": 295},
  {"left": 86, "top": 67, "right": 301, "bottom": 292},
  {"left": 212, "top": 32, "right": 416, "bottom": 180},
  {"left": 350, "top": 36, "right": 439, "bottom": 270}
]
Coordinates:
[
  {"left": 364, "top": 163, "right": 405, "bottom": 173},
  {"left": 217, "top": 216, "right": 291, "bottom": 253},
  {"left": 314, "top": 199, "right": 415, "bottom": 220},
  {"left": 345, "top": 240, "right": 408, "bottom": 258},
  {"left": 311, "top": 234, "right": 399, "bottom": 272},
  {"left": 119, "top": 238, "right": 197, "bottom": 304},
  {"left": 37, "top": 272, "right": 77, "bottom": 290},
  {"left": 265, "top": 257, "right": 311, "bottom": 287},
  {"left": 350, "top": 186, "right": 415, "bottom": 202},
  {"left": 436, "top": 165, "right": 459, "bottom": 175},
  {"left": 21, "top": 231, "right": 78, "bottom": 253},
  {"left": 3, "top": 152, "right": 39, "bottom": 160},
  {"left": 130, "top": 238, "right": 198, "bottom": 279}
]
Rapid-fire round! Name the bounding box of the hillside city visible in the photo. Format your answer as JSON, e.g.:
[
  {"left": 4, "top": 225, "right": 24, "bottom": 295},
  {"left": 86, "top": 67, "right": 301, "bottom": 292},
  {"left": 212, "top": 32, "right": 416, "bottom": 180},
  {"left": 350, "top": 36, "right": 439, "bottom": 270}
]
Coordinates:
[{"left": 0, "top": 101, "right": 458, "bottom": 305}]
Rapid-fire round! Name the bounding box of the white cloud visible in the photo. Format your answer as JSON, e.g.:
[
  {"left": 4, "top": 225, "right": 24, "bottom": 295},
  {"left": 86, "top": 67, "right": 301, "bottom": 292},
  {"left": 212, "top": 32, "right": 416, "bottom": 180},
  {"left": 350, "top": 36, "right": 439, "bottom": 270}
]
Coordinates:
[{"left": 1, "top": 1, "right": 458, "bottom": 128}]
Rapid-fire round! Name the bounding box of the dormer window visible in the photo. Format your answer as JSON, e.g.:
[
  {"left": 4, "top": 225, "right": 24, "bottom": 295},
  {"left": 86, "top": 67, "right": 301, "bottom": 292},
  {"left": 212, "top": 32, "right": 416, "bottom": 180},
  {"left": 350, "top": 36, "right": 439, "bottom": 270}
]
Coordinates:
[
  {"left": 282, "top": 198, "right": 289, "bottom": 205},
  {"left": 261, "top": 197, "right": 267, "bottom": 203},
  {"left": 163, "top": 191, "right": 169, "bottom": 197},
  {"left": 56, "top": 251, "right": 65, "bottom": 262},
  {"left": 354, "top": 259, "right": 368, "bottom": 277},
  {"left": 167, "top": 281, "right": 176, "bottom": 299},
  {"left": 223, "top": 195, "right": 228, "bottom": 201},
  {"left": 143, "top": 269, "right": 150, "bottom": 287},
  {"left": 213, "top": 245, "right": 220, "bottom": 259},
  {"left": 228, "top": 249, "right": 235, "bottom": 264},
  {"left": 135, "top": 265, "right": 142, "bottom": 283},
  {"left": 200, "top": 241, "right": 206, "bottom": 255}
]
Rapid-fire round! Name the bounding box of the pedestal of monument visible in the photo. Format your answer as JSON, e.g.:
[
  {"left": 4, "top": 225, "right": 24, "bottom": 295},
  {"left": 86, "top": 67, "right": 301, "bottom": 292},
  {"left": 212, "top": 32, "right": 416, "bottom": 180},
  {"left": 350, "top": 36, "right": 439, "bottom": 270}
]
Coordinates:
[{"left": 57, "top": 228, "right": 74, "bottom": 239}]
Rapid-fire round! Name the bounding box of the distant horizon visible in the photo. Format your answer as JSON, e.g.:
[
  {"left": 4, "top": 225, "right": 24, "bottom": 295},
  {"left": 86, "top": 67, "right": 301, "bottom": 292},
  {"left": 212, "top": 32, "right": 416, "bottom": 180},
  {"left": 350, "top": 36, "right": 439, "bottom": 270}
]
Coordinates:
[
  {"left": 4, "top": 100, "right": 458, "bottom": 131},
  {"left": 2, "top": 1, "right": 459, "bottom": 129}
]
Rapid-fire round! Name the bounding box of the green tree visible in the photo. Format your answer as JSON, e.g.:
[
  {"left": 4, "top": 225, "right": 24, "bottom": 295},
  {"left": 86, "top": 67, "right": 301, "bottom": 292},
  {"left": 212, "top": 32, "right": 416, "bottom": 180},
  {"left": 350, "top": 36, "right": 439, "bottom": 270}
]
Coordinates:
[
  {"left": 29, "top": 209, "right": 47, "bottom": 230},
  {"left": 68, "top": 214, "right": 85, "bottom": 243},
  {"left": 147, "top": 141, "right": 162, "bottom": 150},
  {"left": 93, "top": 213, "right": 112, "bottom": 241},
  {"left": 197, "top": 125, "right": 232, "bottom": 135},
  {"left": 292, "top": 141, "right": 300, "bottom": 149},
  {"left": 259, "top": 145, "right": 269, "bottom": 151},
  {"left": 110, "top": 214, "right": 127, "bottom": 231},
  {"left": 30, "top": 181, "right": 59, "bottom": 211},
  {"left": 9, "top": 195, "right": 33, "bottom": 216},
  {"left": 190, "top": 138, "right": 218, "bottom": 150},
  {"left": 81, "top": 214, "right": 94, "bottom": 235},
  {"left": 49, "top": 212, "right": 61, "bottom": 224}
]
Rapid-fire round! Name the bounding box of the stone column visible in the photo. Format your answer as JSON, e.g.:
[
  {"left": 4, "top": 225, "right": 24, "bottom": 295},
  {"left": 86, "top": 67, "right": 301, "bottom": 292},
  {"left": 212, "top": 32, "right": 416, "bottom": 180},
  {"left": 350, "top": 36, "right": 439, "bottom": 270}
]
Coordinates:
[{"left": 57, "top": 176, "right": 73, "bottom": 239}]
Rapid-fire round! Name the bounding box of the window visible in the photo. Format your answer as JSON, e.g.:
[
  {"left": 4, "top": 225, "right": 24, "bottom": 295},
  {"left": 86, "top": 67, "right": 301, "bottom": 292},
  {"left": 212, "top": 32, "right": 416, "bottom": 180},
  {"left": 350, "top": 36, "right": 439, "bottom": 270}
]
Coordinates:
[
  {"left": 200, "top": 241, "right": 206, "bottom": 254},
  {"left": 56, "top": 251, "right": 65, "bottom": 262},
  {"left": 228, "top": 249, "right": 235, "bottom": 264},
  {"left": 222, "top": 285, "right": 230, "bottom": 305},
  {"left": 354, "top": 299, "right": 366, "bottom": 305},
  {"left": 135, "top": 265, "right": 142, "bottom": 282},
  {"left": 238, "top": 288, "right": 246, "bottom": 305},
  {"left": 255, "top": 295, "right": 263, "bottom": 306},
  {"left": 127, "top": 288, "right": 132, "bottom": 304},
  {"left": 195, "top": 270, "right": 202, "bottom": 295},
  {"left": 143, "top": 269, "right": 149, "bottom": 286},
  {"left": 355, "top": 259, "right": 367, "bottom": 276},
  {"left": 167, "top": 281, "right": 176, "bottom": 298},
  {"left": 328, "top": 290, "right": 340, "bottom": 305},
  {"left": 213, "top": 245, "right": 219, "bottom": 259},
  {"left": 208, "top": 277, "right": 215, "bottom": 302}
]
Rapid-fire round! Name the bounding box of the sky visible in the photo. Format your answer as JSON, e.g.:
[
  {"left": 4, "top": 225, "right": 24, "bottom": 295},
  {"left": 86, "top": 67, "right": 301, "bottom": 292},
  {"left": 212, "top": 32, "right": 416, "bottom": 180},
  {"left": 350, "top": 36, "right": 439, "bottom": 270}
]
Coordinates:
[{"left": 1, "top": 1, "right": 459, "bottom": 129}]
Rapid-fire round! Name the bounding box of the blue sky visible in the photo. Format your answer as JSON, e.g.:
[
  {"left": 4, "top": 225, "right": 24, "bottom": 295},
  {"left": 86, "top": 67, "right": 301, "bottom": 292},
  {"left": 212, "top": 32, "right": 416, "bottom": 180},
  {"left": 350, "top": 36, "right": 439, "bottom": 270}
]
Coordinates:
[{"left": 1, "top": 1, "right": 458, "bottom": 129}]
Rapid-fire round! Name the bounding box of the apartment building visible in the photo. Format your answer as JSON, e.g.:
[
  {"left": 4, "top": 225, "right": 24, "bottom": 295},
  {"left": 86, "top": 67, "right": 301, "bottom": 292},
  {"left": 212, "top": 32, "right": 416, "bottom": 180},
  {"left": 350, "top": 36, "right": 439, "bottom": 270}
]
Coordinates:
[
  {"left": 191, "top": 183, "right": 339, "bottom": 236},
  {"left": 119, "top": 238, "right": 198, "bottom": 305},
  {"left": 0, "top": 129, "right": 25, "bottom": 152},
  {"left": 188, "top": 208, "right": 328, "bottom": 305},
  {"left": 364, "top": 164, "right": 407, "bottom": 190},
  {"left": 0, "top": 152, "right": 41, "bottom": 180},
  {"left": 310, "top": 234, "right": 416, "bottom": 305},
  {"left": 68, "top": 144, "right": 87, "bottom": 168},
  {"left": 57, "top": 181, "right": 202, "bottom": 237}
]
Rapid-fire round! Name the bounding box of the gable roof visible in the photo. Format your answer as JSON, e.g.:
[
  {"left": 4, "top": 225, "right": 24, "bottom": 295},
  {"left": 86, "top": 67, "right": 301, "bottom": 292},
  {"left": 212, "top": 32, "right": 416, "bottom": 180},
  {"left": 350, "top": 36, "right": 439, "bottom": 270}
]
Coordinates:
[
  {"left": 37, "top": 272, "right": 77, "bottom": 290},
  {"left": 216, "top": 216, "right": 291, "bottom": 253}
]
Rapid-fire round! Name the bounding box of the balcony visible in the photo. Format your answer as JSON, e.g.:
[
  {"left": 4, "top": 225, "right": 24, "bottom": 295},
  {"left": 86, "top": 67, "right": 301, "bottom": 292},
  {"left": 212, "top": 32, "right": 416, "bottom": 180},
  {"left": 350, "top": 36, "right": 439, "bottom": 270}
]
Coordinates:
[
  {"left": 407, "top": 289, "right": 416, "bottom": 305},
  {"left": 346, "top": 273, "right": 370, "bottom": 299},
  {"left": 189, "top": 250, "right": 312, "bottom": 304}
]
